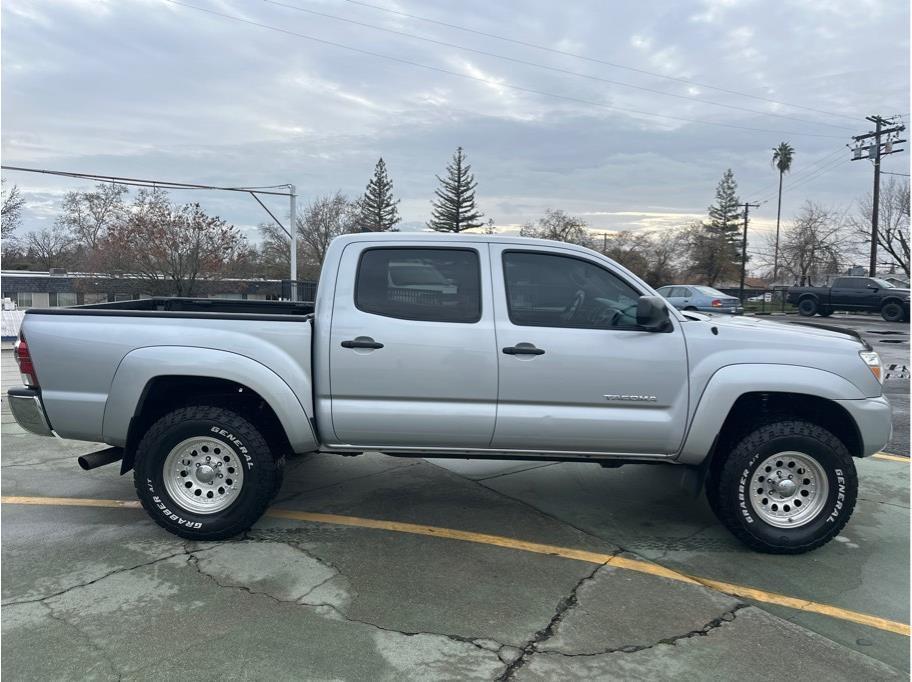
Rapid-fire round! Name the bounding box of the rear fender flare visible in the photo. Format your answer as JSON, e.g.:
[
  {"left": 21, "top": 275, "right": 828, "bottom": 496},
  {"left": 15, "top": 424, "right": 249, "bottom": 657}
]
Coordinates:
[{"left": 103, "top": 347, "right": 318, "bottom": 454}]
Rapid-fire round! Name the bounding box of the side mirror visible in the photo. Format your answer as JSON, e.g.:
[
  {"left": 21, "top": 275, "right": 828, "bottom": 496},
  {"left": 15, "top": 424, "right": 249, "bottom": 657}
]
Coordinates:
[
  {"left": 867, "top": 284, "right": 879, "bottom": 290},
  {"left": 637, "top": 295, "right": 672, "bottom": 332}
]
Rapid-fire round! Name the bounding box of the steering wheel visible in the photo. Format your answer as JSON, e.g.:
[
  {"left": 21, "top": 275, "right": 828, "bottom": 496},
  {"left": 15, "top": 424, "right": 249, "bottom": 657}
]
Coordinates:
[
  {"left": 561, "top": 289, "right": 586, "bottom": 321},
  {"left": 589, "top": 306, "right": 621, "bottom": 327}
]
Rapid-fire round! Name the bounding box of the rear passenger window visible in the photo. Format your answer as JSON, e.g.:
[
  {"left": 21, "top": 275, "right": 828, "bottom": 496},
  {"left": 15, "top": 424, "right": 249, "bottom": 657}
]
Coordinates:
[{"left": 355, "top": 248, "right": 481, "bottom": 323}]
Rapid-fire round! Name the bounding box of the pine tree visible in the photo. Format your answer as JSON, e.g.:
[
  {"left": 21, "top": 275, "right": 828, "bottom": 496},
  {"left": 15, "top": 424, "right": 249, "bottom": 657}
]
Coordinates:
[
  {"left": 356, "top": 157, "right": 401, "bottom": 232},
  {"left": 695, "top": 169, "right": 742, "bottom": 285},
  {"left": 428, "top": 147, "right": 484, "bottom": 232}
]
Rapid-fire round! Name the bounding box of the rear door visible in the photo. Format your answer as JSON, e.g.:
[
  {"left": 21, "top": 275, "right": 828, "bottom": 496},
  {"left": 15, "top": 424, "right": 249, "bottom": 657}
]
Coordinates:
[
  {"left": 328, "top": 242, "right": 498, "bottom": 448},
  {"left": 490, "top": 246, "right": 689, "bottom": 455},
  {"left": 677, "top": 287, "right": 695, "bottom": 308},
  {"left": 831, "top": 278, "right": 868, "bottom": 309}
]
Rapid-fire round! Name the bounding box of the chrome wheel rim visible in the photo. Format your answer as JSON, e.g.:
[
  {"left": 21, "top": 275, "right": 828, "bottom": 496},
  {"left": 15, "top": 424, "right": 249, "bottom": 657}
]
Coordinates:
[
  {"left": 163, "top": 437, "right": 245, "bottom": 514},
  {"left": 748, "top": 451, "right": 829, "bottom": 528}
]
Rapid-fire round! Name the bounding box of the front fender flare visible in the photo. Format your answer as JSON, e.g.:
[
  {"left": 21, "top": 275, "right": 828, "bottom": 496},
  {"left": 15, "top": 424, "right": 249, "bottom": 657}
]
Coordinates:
[
  {"left": 103, "top": 346, "right": 318, "bottom": 454},
  {"left": 676, "top": 364, "right": 865, "bottom": 465}
]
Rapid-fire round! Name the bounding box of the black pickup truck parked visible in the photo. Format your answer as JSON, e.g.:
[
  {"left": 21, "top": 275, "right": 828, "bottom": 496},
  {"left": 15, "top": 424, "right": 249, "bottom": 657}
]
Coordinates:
[{"left": 787, "top": 276, "right": 910, "bottom": 322}]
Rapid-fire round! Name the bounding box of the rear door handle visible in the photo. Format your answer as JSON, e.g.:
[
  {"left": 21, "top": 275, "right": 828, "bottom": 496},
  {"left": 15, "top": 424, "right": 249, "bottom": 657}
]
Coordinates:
[
  {"left": 341, "top": 337, "right": 384, "bottom": 349},
  {"left": 502, "top": 344, "right": 545, "bottom": 356}
]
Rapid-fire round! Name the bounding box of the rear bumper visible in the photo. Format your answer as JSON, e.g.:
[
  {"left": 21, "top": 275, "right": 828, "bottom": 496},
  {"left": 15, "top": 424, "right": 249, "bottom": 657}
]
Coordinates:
[
  {"left": 836, "top": 395, "right": 893, "bottom": 457},
  {"left": 697, "top": 306, "right": 744, "bottom": 315},
  {"left": 7, "top": 388, "right": 54, "bottom": 437}
]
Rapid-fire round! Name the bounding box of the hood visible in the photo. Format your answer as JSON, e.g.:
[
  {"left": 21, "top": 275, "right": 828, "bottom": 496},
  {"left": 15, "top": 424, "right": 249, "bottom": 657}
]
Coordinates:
[{"left": 684, "top": 312, "right": 867, "bottom": 347}]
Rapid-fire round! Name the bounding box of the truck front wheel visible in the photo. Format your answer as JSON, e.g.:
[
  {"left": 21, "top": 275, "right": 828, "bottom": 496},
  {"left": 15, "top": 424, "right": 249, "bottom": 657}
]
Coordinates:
[
  {"left": 797, "top": 298, "right": 818, "bottom": 317},
  {"left": 134, "top": 405, "right": 279, "bottom": 540},
  {"left": 881, "top": 301, "right": 905, "bottom": 322},
  {"left": 709, "top": 420, "right": 857, "bottom": 554}
]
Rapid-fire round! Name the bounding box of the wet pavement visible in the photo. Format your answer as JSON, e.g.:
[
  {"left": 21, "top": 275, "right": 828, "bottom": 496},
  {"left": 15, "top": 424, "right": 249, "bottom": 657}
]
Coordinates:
[{"left": 1, "top": 314, "right": 909, "bottom": 680}]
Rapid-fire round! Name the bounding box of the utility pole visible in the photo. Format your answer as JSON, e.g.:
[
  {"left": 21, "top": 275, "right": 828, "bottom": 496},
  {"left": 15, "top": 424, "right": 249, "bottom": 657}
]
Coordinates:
[
  {"left": 594, "top": 232, "right": 609, "bottom": 252},
  {"left": 289, "top": 184, "right": 297, "bottom": 301},
  {"left": 850, "top": 115, "right": 906, "bottom": 277},
  {"left": 739, "top": 202, "right": 760, "bottom": 303}
]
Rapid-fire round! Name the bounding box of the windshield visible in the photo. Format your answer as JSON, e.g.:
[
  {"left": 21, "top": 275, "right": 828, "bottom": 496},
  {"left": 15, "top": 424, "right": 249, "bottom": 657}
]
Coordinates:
[
  {"left": 695, "top": 286, "right": 728, "bottom": 297},
  {"left": 872, "top": 278, "right": 896, "bottom": 289}
]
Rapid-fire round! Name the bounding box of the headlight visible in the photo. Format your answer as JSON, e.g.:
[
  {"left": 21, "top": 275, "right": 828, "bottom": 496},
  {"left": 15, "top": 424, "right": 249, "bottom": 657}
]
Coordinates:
[{"left": 859, "top": 350, "right": 883, "bottom": 383}]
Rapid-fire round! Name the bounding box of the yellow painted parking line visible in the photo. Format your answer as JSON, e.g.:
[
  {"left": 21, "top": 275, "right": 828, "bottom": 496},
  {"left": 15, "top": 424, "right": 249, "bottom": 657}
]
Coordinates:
[
  {"left": 872, "top": 452, "right": 910, "bottom": 463},
  {"left": 2, "top": 495, "right": 909, "bottom": 637},
  {"left": 1, "top": 495, "right": 142, "bottom": 509}
]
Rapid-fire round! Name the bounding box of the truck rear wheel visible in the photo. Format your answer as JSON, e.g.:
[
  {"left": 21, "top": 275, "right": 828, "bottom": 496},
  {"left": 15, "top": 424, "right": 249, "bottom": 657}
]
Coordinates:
[
  {"left": 797, "top": 298, "right": 818, "bottom": 317},
  {"left": 134, "top": 405, "right": 278, "bottom": 540},
  {"left": 881, "top": 301, "right": 905, "bottom": 322},
  {"left": 709, "top": 420, "right": 857, "bottom": 554}
]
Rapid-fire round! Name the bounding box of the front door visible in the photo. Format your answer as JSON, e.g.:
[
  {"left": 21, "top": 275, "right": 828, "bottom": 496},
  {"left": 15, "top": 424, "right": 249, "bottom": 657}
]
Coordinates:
[
  {"left": 490, "top": 246, "right": 689, "bottom": 455},
  {"left": 328, "top": 241, "right": 498, "bottom": 448}
]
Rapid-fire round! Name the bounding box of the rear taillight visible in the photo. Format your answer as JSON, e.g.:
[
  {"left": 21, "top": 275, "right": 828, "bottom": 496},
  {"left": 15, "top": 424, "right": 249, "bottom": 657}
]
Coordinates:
[
  {"left": 15, "top": 334, "right": 39, "bottom": 387},
  {"left": 711, "top": 299, "right": 722, "bottom": 307}
]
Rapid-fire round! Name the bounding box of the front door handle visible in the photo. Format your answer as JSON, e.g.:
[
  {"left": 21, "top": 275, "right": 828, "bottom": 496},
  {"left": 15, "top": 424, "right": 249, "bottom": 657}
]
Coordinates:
[
  {"left": 341, "top": 337, "right": 384, "bottom": 349},
  {"left": 502, "top": 343, "right": 545, "bottom": 356}
]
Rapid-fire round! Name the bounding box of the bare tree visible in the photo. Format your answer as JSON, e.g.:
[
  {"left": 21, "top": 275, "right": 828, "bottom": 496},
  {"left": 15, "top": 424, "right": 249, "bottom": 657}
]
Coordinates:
[
  {"left": 601, "top": 231, "right": 650, "bottom": 278},
  {"left": 258, "top": 191, "right": 358, "bottom": 281},
  {"left": 640, "top": 229, "right": 691, "bottom": 287},
  {"left": 25, "top": 224, "right": 75, "bottom": 270},
  {"left": 769, "top": 202, "right": 849, "bottom": 285},
  {"left": 2, "top": 180, "right": 25, "bottom": 241},
  {"left": 98, "top": 188, "right": 246, "bottom": 296},
  {"left": 257, "top": 220, "right": 294, "bottom": 279},
  {"left": 57, "top": 183, "right": 128, "bottom": 263},
  {"left": 850, "top": 178, "right": 909, "bottom": 276},
  {"left": 520, "top": 209, "right": 593, "bottom": 247}
]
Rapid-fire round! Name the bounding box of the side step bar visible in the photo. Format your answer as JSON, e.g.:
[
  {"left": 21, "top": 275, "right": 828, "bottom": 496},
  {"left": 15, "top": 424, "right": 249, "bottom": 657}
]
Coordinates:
[{"left": 78, "top": 447, "right": 124, "bottom": 471}]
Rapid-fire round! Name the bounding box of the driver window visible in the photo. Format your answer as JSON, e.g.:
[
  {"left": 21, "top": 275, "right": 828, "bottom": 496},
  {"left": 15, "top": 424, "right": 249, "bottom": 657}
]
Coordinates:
[{"left": 502, "top": 251, "right": 642, "bottom": 330}]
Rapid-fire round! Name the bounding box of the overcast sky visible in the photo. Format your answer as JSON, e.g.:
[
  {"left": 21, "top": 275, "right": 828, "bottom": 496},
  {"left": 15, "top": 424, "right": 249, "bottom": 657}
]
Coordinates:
[{"left": 2, "top": 0, "right": 909, "bottom": 249}]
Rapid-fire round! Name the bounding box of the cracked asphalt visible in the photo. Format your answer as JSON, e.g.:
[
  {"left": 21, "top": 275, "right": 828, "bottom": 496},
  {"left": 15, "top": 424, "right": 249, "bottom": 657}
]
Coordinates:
[{"left": 1, "top": 315, "right": 909, "bottom": 680}]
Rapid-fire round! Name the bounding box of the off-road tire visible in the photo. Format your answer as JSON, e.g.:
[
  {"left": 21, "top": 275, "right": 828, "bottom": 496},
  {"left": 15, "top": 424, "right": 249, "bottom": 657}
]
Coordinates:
[
  {"left": 797, "top": 298, "right": 818, "bottom": 317},
  {"left": 881, "top": 301, "right": 905, "bottom": 323},
  {"left": 134, "top": 405, "right": 278, "bottom": 540},
  {"left": 710, "top": 420, "right": 857, "bottom": 554}
]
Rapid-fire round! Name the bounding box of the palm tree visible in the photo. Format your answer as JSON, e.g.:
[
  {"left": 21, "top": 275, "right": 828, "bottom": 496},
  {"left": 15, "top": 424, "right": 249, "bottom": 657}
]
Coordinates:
[{"left": 771, "top": 142, "right": 795, "bottom": 281}]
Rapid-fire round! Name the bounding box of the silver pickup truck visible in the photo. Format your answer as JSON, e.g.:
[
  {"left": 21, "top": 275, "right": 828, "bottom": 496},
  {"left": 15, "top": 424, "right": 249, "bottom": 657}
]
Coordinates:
[{"left": 8, "top": 233, "right": 892, "bottom": 553}]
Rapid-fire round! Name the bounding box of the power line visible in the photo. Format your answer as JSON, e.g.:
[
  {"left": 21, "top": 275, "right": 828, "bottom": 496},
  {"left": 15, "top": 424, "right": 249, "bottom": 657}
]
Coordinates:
[
  {"left": 749, "top": 155, "right": 849, "bottom": 206},
  {"left": 748, "top": 146, "right": 847, "bottom": 202},
  {"left": 780, "top": 156, "right": 850, "bottom": 195},
  {"left": 340, "top": 0, "right": 860, "bottom": 124},
  {"left": 2, "top": 165, "right": 302, "bottom": 295},
  {"left": 0, "top": 165, "right": 294, "bottom": 196},
  {"left": 264, "top": 0, "right": 853, "bottom": 131},
  {"left": 164, "top": 0, "right": 847, "bottom": 140}
]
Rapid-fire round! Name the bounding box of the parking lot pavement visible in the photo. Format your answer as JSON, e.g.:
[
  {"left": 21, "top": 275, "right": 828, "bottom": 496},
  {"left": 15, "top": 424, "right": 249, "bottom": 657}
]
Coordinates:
[
  {"left": 2, "top": 446, "right": 907, "bottom": 680},
  {"left": 1, "top": 315, "right": 909, "bottom": 680}
]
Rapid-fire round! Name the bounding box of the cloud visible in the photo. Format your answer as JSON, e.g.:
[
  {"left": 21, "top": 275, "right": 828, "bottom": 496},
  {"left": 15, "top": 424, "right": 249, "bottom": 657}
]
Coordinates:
[{"left": 0, "top": 0, "right": 907, "bottom": 242}]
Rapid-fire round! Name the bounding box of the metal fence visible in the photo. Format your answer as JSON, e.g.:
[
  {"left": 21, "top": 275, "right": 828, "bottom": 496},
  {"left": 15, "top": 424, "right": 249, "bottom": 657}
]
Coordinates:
[
  {"left": 716, "top": 288, "right": 792, "bottom": 313},
  {"left": 282, "top": 280, "right": 318, "bottom": 302}
]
